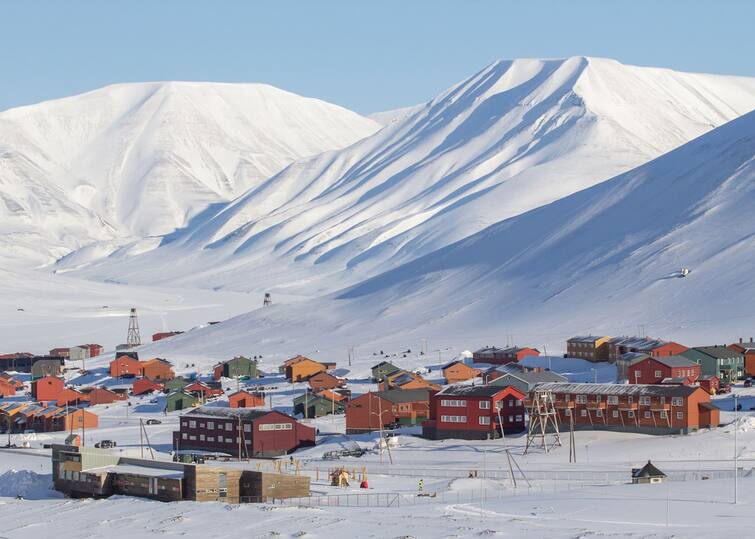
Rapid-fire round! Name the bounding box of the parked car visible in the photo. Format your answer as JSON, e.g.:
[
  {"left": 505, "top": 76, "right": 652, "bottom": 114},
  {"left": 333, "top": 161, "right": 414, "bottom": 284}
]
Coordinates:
[
  {"left": 744, "top": 379, "right": 752, "bottom": 388},
  {"left": 145, "top": 419, "right": 162, "bottom": 425},
  {"left": 718, "top": 384, "right": 732, "bottom": 394},
  {"left": 94, "top": 440, "right": 117, "bottom": 449}
]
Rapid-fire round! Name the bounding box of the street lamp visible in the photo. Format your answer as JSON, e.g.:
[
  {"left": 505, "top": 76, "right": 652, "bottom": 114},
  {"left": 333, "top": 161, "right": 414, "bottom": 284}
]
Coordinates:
[{"left": 734, "top": 393, "right": 739, "bottom": 504}]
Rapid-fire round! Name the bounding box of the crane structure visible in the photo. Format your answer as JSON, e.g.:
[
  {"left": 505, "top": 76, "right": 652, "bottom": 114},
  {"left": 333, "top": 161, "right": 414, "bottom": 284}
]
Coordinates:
[
  {"left": 126, "top": 308, "right": 142, "bottom": 347},
  {"left": 523, "top": 389, "right": 562, "bottom": 454}
]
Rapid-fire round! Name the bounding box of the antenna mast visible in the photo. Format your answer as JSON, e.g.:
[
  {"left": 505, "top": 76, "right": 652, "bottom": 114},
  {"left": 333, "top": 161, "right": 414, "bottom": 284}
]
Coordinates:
[
  {"left": 127, "top": 308, "right": 142, "bottom": 347},
  {"left": 523, "top": 389, "right": 562, "bottom": 454}
]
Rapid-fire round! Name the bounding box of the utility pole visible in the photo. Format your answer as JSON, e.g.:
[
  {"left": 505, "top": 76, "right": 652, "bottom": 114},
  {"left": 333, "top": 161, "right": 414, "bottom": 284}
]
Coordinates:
[{"left": 734, "top": 393, "right": 739, "bottom": 504}]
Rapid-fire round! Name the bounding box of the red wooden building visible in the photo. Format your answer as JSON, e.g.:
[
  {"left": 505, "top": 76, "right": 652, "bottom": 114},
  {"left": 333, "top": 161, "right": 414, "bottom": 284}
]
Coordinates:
[
  {"left": 84, "top": 387, "right": 128, "bottom": 406},
  {"left": 533, "top": 382, "right": 719, "bottom": 434},
  {"left": 228, "top": 390, "right": 266, "bottom": 408},
  {"left": 31, "top": 376, "right": 65, "bottom": 402},
  {"left": 729, "top": 339, "right": 755, "bottom": 377},
  {"left": 608, "top": 337, "right": 688, "bottom": 362},
  {"left": 422, "top": 385, "right": 526, "bottom": 440},
  {"left": 184, "top": 381, "right": 224, "bottom": 399},
  {"left": 49, "top": 347, "right": 71, "bottom": 358},
  {"left": 152, "top": 331, "right": 183, "bottom": 342},
  {"left": 345, "top": 389, "right": 430, "bottom": 434},
  {"left": 698, "top": 375, "right": 720, "bottom": 395},
  {"left": 472, "top": 346, "right": 539, "bottom": 365},
  {"left": 173, "top": 407, "right": 315, "bottom": 457},
  {"left": 131, "top": 378, "right": 164, "bottom": 396},
  {"left": 628, "top": 355, "right": 701, "bottom": 385},
  {"left": 110, "top": 356, "right": 142, "bottom": 378},
  {"left": 56, "top": 388, "right": 86, "bottom": 407},
  {"left": 0, "top": 379, "right": 17, "bottom": 397}
]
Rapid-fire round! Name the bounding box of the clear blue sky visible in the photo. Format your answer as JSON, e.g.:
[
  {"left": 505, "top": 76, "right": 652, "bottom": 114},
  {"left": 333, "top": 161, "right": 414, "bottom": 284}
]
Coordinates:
[{"left": 2, "top": 0, "right": 754, "bottom": 115}]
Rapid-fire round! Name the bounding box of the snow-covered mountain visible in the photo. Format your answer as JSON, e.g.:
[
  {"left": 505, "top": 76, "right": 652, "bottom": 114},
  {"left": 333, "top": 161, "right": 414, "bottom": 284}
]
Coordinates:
[
  {"left": 124, "top": 108, "right": 755, "bottom": 366},
  {"left": 0, "top": 82, "right": 380, "bottom": 265},
  {"left": 72, "top": 57, "right": 755, "bottom": 295}
]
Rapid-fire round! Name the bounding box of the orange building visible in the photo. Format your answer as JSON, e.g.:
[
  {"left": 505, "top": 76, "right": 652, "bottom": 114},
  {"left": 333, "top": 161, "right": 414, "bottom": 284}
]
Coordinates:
[
  {"left": 110, "top": 356, "right": 142, "bottom": 378},
  {"left": 132, "top": 378, "right": 164, "bottom": 396},
  {"left": 729, "top": 339, "right": 755, "bottom": 377},
  {"left": 0, "top": 380, "right": 16, "bottom": 397},
  {"left": 228, "top": 390, "right": 266, "bottom": 408},
  {"left": 442, "top": 361, "right": 481, "bottom": 383},
  {"left": 285, "top": 357, "right": 327, "bottom": 382},
  {"left": 379, "top": 370, "right": 441, "bottom": 391},
  {"left": 31, "top": 376, "right": 65, "bottom": 402},
  {"left": 139, "top": 358, "right": 175, "bottom": 381},
  {"left": 63, "top": 408, "right": 99, "bottom": 431},
  {"left": 56, "top": 388, "right": 86, "bottom": 406}
]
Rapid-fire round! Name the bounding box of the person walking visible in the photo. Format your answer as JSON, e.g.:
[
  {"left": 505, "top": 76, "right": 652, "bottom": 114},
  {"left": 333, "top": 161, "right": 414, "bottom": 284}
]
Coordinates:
[{"left": 418, "top": 478, "right": 424, "bottom": 492}]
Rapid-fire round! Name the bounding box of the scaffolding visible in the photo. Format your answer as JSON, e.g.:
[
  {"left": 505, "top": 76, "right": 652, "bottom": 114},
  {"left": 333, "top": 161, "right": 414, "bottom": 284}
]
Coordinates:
[
  {"left": 524, "top": 389, "right": 562, "bottom": 454},
  {"left": 126, "top": 308, "right": 142, "bottom": 347}
]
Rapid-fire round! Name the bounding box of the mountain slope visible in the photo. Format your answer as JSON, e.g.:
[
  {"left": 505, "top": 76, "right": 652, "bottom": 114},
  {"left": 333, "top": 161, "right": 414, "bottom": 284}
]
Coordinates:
[
  {"left": 74, "top": 57, "right": 755, "bottom": 295},
  {"left": 127, "top": 109, "right": 755, "bottom": 366},
  {"left": 0, "top": 82, "right": 380, "bottom": 265}
]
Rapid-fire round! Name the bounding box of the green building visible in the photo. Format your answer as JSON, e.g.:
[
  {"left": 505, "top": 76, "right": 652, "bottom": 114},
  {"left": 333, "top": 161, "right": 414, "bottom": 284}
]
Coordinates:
[
  {"left": 371, "top": 361, "right": 400, "bottom": 382},
  {"left": 214, "top": 356, "right": 260, "bottom": 379},
  {"left": 681, "top": 346, "right": 744, "bottom": 382},
  {"left": 165, "top": 390, "right": 198, "bottom": 412},
  {"left": 164, "top": 377, "right": 191, "bottom": 392},
  {"left": 293, "top": 392, "right": 344, "bottom": 418}
]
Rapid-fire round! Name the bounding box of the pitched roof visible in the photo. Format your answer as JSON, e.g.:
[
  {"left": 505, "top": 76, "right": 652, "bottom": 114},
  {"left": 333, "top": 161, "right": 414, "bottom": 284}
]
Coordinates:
[
  {"left": 693, "top": 346, "right": 743, "bottom": 359},
  {"left": 371, "top": 361, "right": 399, "bottom": 370},
  {"left": 632, "top": 460, "right": 666, "bottom": 478},
  {"left": 185, "top": 406, "right": 277, "bottom": 421},
  {"left": 375, "top": 389, "right": 431, "bottom": 404},
  {"left": 567, "top": 335, "right": 610, "bottom": 343},
  {"left": 437, "top": 384, "right": 524, "bottom": 398},
  {"left": 494, "top": 371, "right": 568, "bottom": 384},
  {"left": 532, "top": 382, "right": 700, "bottom": 398},
  {"left": 636, "top": 355, "right": 697, "bottom": 368},
  {"left": 610, "top": 336, "right": 669, "bottom": 350}
]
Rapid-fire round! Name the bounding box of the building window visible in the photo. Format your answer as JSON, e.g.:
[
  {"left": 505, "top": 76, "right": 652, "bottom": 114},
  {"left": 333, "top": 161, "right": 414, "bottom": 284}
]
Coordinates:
[
  {"left": 660, "top": 397, "right": 665, "bottom": 404},
  {"left": 199, "top": 422, "right": 205, "bottom": 428},
  {"left": 189, "top": 420, "right": 196, "bottom": 428},
  {"left": 479, "top": 401, "right": 490, "bottom": 409},
  {"left": 627, "top": 411, "right": 635, "bottom": 418},
  {"left": 200, "top": 434, "right": 205, "bottom": 441},
  {"left": 580, "top": 409, "right": 587, "bottom": 417},
  {"left": 576, "top": 395, "right": 587, "bottom": 404},
  {"left": 207, "top": 421, "right": 214, "bottom": 430},
  {"left": 181, "top": 420, "right": 188, "bottom": 427},
  {"left": 564, "top": 394, "right": 570, "bottom": 402},
  {"left": 654, "top": 370, "right": 661, "bottom": 378},
  {"left": 208, "top": 436, "right": 214, "bottom": 442},
  {"left": 226, "top": 422, "right": 233, "bottom": 431},
  {"left": 440, "top": 399, "right": 466, "bottom": 407},
  {"left": 515, "top": 415, "right": 523, "bottom": 421},
  {"left": 607, "top": 396, "right": 618, "bottom": 405},
  {"left": 564, "top": 409, "right": 571, "bottom": 416},
  {"left": 243, "top": 424, "right": 251, "bottom": 433},
  {"left": 612, "top": 410, "right": 619, "bottom": 418},
  {"left": 479, "top": 416, "right": 490, "bottom": 425},
  {"left": 676, "top": 412, "right": 684, "bottom": 419},
  {"left": 634, "top": 370, "right": 641, "bottom": 379},
  {"left": 639, "top": 396, "right": 651, "bottom": 406},
  {"left": 671, "top": 397, "right": 683, "bottom": 407},
  {"left": 181, "top": 433, "right": 187, "bottom": 440},
  {"left": 508, "top": 415, "right": 514, "bottom": 422},
  {"left": 259, "top": 423, "right": 294, "bottom": 431},
  {"left": 644, "top": 411, "right": 651, "bottom": 419},
  {"left": 516, "top": 400, "right": 523, "bottom": 406},
  {"left": 628, "top": 396, "right": 633, "bottom": 404},
  {"left": 660, "top": 411, "right": 667, "bottom": 419},
  {"left": 440, "top": 415, "right": 466, "bottom": 423},
  {"left": 189, "top": 435, "right": 196, "bottom": 441},
  {"left": 596, "top": 410, "right": 603, "bottom": 417}
]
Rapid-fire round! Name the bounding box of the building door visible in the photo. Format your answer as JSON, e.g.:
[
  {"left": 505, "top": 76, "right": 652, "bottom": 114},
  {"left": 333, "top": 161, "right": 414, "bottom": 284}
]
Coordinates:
[
  {"left": 218, "top": 472, "right": 227, "bottom": 498},
  {"left": 149, "top": 477, "right": 158, "bottom": 495}
]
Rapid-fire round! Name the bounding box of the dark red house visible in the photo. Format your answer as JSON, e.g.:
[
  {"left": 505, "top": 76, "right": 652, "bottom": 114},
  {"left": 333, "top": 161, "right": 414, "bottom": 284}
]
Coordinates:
[
  {"left": 629, "top": 356, "right": 701, "bottom": 385},
  {"left": 84, "top": 387, "right": 128, "bottom": 406},
  {"left": 422, "top": 385, "right": 526, "bottom": 440},
  {"left": 608, "top": 337, "right": 688, "bottom": 362},
  {"left": 345, "top": 389, "right": 430, "bottom": 434},
  {"left": 152, "top": 331, "right": 183, "bottom": 342},
  {"left": 473, "top": 346, "right": 539, "bottom": 365},
  {"left": 173, "top": 407, "right": 315, "bottom": 457},
  {"left": 184, "top": 381, "right": 224, "bottom": 399}
]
